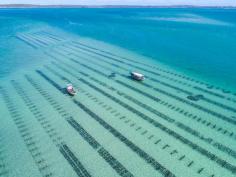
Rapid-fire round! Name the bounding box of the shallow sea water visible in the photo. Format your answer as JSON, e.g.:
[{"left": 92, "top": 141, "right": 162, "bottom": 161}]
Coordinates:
[{"left": 0, "top": 8, "right": 236, "bottom": 177}]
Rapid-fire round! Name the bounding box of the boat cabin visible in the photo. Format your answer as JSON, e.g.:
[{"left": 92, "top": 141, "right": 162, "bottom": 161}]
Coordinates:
[
  {"left": 66, "top": 84, "right": 76, "bottom": 96},
  {"left": 130, "top": 72, "right": 144, "bottom": 81}
]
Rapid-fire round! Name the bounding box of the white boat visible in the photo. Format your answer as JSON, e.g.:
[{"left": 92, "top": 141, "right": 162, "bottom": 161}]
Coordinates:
[
  {"left": 130, "top": 72, "right": 144, "bottom": 81},
  {"left": 66, "top": 84, "right": 76, "bottom": 96}
]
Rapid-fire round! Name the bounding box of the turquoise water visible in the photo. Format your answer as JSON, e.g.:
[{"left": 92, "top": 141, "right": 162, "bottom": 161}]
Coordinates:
[
  {"left": 1, "top": 8, "right": 236, "bottom": 90},
  {"left": 0, "top": 8, "right": 236, "bottom": 177}
]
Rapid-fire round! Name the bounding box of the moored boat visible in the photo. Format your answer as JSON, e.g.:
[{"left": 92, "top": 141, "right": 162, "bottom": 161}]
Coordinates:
[
  {"left": 130, "top": 71, "right": 144, "bottom": 81},
  {"left": 66, "top": 84, "right": 76, "bottom": 96}
]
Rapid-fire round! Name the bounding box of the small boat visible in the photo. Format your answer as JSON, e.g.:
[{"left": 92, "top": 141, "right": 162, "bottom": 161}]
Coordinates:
[
  {"left": 108, "top": 72, "right": 116, "bottom": 78},
  {"left": 187, "top": 95, "right": 199, "bottom": 101},
  {"left": 187, "top": 94, "right": 204, "bottom": 101},
  {"left": 66, "top": 84, "right": 76, "bottom": 96},
  {"left": 130, "top": 71, "right": 144, "bottom": 81}
]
